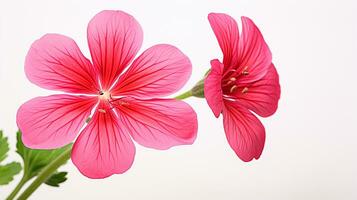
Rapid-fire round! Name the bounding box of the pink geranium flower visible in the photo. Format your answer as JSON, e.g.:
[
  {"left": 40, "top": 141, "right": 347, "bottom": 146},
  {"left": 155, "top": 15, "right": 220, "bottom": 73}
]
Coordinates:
[
  {"left": 17, "top": 10, "right": 197, "bottom": 178},
  {"left": 204, "top": 13, "right": 280, "bottom": 162}
]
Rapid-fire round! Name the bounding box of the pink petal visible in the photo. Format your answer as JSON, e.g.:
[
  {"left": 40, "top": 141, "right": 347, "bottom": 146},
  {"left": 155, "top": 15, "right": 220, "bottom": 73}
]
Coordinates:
[
  {"left": 25, "top": 34, "right": 99, "bottom": 94},
  {"left": 114, "top": 98, "right": 197, "bottom": 150},
  {"left": 208, "top": 13, "right": 240, "bottom": 69},
  {"left": 234, "top": 64, "right": 280, "bottom": 117},
  {"left": 72, "top": 101, "right": 135, "bottom": 179},
  {"left": 111, "top": 44, "right": 192, "bottom": 98},
  {"left": 87, "top": 10, "right": 143, "bottom": 90},
  {"left": 236, "top": 17, "right": 272, "bottom": 84},
  {"left": 204, "top": 59, "right": 224, "bottom": 118},
  {"left": 223, "top": 100, "right": 265, "bottom": 162},
  {"left": 16, "top": 95, "right": 97, "bottom": 149}
]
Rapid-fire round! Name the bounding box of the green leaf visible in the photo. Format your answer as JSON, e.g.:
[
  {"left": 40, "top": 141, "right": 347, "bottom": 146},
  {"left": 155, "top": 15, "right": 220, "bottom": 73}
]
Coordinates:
[
  {"left": 0, "top": 130, "right": 9, "bottom": 163},
  {"left": 0, "top": 130, "right": 22, "bottom": 185},
  {"left": 45, "top": 171, "right": 68, "bottom": 187},
  {"left": 16, "top": 131, "right": 72, "bottom": 180},
  {"left": 0, "top": 162, "right": 22, "bottom": 185}
]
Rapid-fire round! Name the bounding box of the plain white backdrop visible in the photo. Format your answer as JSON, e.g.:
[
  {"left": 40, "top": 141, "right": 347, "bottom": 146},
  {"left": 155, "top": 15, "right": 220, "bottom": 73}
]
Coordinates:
[{"left": 1, "top": 0, "right": 356, "bottom": 199}]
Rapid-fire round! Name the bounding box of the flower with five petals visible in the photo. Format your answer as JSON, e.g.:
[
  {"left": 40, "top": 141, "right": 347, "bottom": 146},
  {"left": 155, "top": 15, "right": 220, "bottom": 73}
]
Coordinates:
[{"left": 17, "top": 10, "right": 197, "bottom": 178}]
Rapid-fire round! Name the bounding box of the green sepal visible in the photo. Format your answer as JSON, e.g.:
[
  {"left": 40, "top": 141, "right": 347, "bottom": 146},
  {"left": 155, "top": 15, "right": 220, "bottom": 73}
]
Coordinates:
[{"left": 191, "top": 79, "right": 205, "bottom": 98}]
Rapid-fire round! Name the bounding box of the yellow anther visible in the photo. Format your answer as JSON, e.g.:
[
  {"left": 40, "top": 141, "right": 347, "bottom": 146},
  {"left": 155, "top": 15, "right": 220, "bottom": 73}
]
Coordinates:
[
  {"left": 230, "top": 85, "right": 238, "bottom": 93},
  {"left": 242, "top": 66, "right": 249, "bottom": 75},
  {"left": 230, "top": 77, "right": 236, "bottom": 81},
  {"left": 119, "top": 101, "right": 129, "bottom": 106},
  {"left": 242, "top": 87, "right": 249, "bottom": 94},
  {"left": 98, "top": 109, "right": 106, "bottom": 113}
]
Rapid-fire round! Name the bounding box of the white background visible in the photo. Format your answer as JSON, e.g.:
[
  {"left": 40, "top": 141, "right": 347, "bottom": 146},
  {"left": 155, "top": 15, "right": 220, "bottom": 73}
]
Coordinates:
[{"left": 1, "top": 0, "right": 356, "bottom": 199}]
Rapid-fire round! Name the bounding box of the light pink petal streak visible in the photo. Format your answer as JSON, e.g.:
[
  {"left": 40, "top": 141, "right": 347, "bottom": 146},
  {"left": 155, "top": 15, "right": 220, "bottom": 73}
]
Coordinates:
[
  {"left": 208, "top": 13, "right": 240, "bottom": 69},
  {"left": 72, "top": 102, "right": 136, "bottom": 179},
  {"left": 234, "top": 64, "right": 280, "bottom": 117},
  {"left": 25, "top": 34, "right": 99, "bottom": 94},
  {"left": 236, "top": 17, "right": 272, "bottom": 84},
  {"left": 111, "top": 44, "right": 192, "bottom": 98},
  {"left": 204, "top": 59, "right": 224, "bottom": 117},
  {"left": 223, "top": 101, "right": 265, "bottom": 162},
  {"left": 16, "top": 94, "right": 97, "bottom": 149},
  {"left": 87, "top": 10, "right": 143, "bottom": 90},
  {"left": 114, "top": 98, "right": 197, "bottom": 150}
]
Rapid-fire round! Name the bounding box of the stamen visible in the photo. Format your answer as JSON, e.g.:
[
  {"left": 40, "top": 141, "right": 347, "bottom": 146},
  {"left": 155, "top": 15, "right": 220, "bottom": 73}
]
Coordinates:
[
  {"left": 117, "top": 101, "right": 129, "bottom": 106},
  {"left": 223, "top": 77, "right": 237, "bottom": 87},
  {"left": 98, "top": 109, "right": 106, "bottom": 113},
  {"left": 110, "top": 98, "right": 130, "bottom": 107},
  {"left": 230, "top": 85, "right": 238, "bottom": 93},
  {"left": 242, "top": 66, "right": 249, "bottom": 75},
  {"left": 225, "top": 80, "right": 233, "bottom": 86},
  {"left": 242, "top": 87, "right": 249, "bottom": 94}
]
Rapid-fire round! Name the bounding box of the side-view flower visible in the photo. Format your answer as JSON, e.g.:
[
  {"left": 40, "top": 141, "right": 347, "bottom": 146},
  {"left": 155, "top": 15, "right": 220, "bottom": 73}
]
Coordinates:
[
  {"left": 17, "top": 10, "right": 198, "bottom": 179},
  {"left": 204, "top": 13, "right": 280, "bottom": 161}
]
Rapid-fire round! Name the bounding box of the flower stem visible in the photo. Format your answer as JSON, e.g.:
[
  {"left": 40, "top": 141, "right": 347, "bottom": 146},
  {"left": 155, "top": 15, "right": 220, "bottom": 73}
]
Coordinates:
[
  {"left": 6, "top": 176, "right": 28, "bottom": 200},
  {"left": 16, "top": 147, "right": 72, "bottom": 200},
  {"left": 174, "top": 90, "right": 193, "bottom": 100}
]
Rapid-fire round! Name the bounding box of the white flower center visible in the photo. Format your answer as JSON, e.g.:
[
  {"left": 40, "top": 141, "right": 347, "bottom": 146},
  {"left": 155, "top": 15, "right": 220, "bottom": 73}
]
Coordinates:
[{"left": 99, "top": 91, "right": 111, "bottom": 100}]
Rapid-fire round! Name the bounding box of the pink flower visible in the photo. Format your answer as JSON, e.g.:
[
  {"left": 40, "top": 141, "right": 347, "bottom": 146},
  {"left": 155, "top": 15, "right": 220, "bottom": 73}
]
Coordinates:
[
  {"left": 17, "top": 10, "right": 197, "bottom": 178},
  {"left": 204, "top": 13, "right": 280, "bottom": 162}
]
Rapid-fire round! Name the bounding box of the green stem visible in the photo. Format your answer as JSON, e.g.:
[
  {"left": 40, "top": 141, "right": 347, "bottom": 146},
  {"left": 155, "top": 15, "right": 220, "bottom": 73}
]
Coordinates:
[
  {"left": 14, "top": 90, "right": 193, "bottom": 200},
  {"left": 17, "top": 147, "right": 71, "bottom": 200},
  {"left": 174, "top": 90, "right": 193, "bottom": 100},
  {"left": 6, "top": 176, "right": 28, "bottom": 200}
]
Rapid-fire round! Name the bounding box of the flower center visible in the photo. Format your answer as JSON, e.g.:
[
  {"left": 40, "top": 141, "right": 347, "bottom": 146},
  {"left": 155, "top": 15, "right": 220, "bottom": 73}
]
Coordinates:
[
  {"left": 222, "top": 66, "right": 250, "bottom": 95},
  {"left": 99, "top": 91, "right": 111, "bottom": 100}
]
